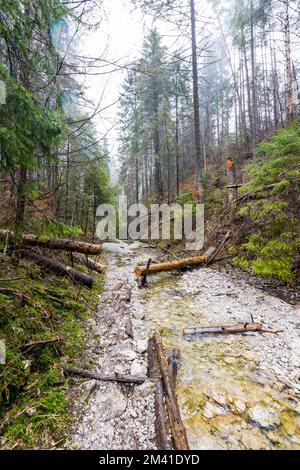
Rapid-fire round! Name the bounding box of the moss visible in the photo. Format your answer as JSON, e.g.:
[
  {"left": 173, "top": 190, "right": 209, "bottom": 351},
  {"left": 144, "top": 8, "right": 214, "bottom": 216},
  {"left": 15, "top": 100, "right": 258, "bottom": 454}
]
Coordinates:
[{"left": 231, "top": 123, "right": 300, "bottom": 283}]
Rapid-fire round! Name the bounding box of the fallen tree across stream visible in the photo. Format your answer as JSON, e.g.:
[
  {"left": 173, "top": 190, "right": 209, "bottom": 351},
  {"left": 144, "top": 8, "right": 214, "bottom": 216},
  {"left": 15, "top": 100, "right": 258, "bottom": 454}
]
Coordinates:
[
  {"left": 16, "top": 249, "right": 94, "bottom": 288},
  {"left": 0, "top": 230, "right": 102, "bottom": 255},
  {"left": 183, "top": 322, "right": 283, "bottom": 337},
  {"left": 135, "top": 247, "right": 216, "bottom": 277}
]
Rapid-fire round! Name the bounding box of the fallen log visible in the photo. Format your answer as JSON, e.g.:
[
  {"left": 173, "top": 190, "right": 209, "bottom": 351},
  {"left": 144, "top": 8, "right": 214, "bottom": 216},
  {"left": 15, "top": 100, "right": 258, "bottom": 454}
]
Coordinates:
[
  {"left": 168, "top": 349, "right": 181, "bottom": 386},
  {"left": 135, "top": 247, "right": 216, "bottom": 277},
  {"left": 154, "top": 331, "right": 189, "bottom": 450},
  {"left": 61, "top": 365, "right": 145, "bottom": 384},
  {"left": 148, "top": 338, "right": 172, "bottom": 450},
  {"left": 183, "top": 322, "right": 283, "bottom": 337},
  {"left": 16, "top": 249, "right": 94, "bottom": 288},
  {"left": 72, "top": 253, "right": 106, "bottom": 274},
  {"left": 0, "top": 230, "right": 102, "bottom": 255}
]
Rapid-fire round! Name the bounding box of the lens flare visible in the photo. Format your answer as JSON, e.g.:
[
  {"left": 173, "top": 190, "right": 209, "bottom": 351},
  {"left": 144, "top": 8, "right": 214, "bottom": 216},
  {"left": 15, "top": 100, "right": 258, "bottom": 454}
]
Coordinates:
[{"left": 50, "top": 17, "right": 71, "bottom": 56}]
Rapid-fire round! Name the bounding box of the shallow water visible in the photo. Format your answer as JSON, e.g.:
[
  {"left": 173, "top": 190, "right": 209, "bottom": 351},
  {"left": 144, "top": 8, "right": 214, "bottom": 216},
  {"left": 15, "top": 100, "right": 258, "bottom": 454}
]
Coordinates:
[{"left": 106, "top": 241, "right": 300, "bottom": 450}]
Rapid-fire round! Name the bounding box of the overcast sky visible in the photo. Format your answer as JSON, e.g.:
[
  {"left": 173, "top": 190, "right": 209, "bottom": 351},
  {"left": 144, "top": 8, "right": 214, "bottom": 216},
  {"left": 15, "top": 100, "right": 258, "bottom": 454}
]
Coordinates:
[{"left": 73, "top": 0, "right": 215, "bottom": 180}]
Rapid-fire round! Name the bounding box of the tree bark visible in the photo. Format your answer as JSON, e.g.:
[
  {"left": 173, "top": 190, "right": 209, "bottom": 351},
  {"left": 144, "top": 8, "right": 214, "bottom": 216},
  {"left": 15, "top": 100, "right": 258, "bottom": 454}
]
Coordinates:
[
  {"left": 190, "top": 0, "right": 202, "bottom": 180},
  {"left": 155, "top": 379, "right": 172, "bottom": 450},
  {"left": 154, "top": 331, "right": 189, "bottom": 450},
  {"left": 16, "top": 249, "right": 94, "bottom": 288},
  {"left": 283, "top": 0, "right": 293, "bottom": 120},
  {"left": 0, "top": 230, "right": 102, "bottom": 255},
  {"left": 135, "top": 248, "right": 216, "bottom": 277}
]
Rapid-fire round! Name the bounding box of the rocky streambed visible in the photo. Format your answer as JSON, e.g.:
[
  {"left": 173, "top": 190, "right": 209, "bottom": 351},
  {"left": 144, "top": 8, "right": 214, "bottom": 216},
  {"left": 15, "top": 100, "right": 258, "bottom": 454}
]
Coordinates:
[{"left": 69, "top": 241, "right": 300, "bottom": 450}]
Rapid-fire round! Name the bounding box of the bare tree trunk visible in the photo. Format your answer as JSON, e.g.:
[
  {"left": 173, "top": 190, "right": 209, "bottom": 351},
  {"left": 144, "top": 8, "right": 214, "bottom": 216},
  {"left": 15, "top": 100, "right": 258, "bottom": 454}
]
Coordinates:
[
  {"left": 190, "top": 0, "right": 202, "bottom": 181},
  {"left": 283, "top": 0, "right": 293, "bottom": 121},
  {"left": 175, "top": 79, "right": 180, "bottom": 196},
  {"left": 250, "top": 0, "right": 257, "bottom": 150},
  {"left": 15, "top": 166, "right": 27, "bottom": 233}
]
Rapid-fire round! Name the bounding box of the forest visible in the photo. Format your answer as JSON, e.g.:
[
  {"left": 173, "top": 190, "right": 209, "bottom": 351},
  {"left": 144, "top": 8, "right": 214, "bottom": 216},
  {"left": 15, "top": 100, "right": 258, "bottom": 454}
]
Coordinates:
[{"left": 0, "top": 0, "right": 299, "bottom": 455}]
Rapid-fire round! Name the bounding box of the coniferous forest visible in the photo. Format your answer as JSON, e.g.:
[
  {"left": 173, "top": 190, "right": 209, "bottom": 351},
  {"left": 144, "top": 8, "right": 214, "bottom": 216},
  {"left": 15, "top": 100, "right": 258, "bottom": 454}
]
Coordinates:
[{"left": 0, "top": 0, "right": 299, "bottom": 455}]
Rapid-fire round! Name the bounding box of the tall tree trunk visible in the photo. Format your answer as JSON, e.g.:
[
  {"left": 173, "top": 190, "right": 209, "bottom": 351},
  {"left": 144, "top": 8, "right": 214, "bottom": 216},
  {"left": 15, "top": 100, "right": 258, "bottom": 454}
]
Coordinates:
[
  {"left": 152, "top": 77, "right": 163, "bottom": 202},
  {"left": 15, "top": 166, "right": 27, "bottom": 233},
  {"left": 250, "top": 0, "right": 257, "bottom": 150},
  {"left": 190, "top": 0, "right": 202, "bottom": 181},
  {"left": 283, "top": 0, "right": 293, "bottom": 121},
  {"left": 175, "top": 79, "right": 180, "bottom": 196}
]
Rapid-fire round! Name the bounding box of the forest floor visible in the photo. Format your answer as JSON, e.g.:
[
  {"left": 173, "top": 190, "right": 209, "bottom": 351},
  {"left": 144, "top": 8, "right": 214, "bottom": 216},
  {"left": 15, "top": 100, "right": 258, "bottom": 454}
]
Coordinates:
[{"left": 67, "top": 240, "right": 300, "bottom": 450}]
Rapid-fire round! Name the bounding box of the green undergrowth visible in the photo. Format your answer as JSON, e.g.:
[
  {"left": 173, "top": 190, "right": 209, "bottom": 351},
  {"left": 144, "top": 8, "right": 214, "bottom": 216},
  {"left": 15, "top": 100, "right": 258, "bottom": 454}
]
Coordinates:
[
  {"left": 0, "top": 245, "right": 105, "bottom": 449},
  {"left": 231, "top": 123, "right": 300, "bottom": 282}
]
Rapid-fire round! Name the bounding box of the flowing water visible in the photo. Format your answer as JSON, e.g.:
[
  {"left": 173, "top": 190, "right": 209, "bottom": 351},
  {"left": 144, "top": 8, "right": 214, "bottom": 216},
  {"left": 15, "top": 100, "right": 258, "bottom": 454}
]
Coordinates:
[{"left": 106, "top": 241, "right": 300, "bottom": 450}]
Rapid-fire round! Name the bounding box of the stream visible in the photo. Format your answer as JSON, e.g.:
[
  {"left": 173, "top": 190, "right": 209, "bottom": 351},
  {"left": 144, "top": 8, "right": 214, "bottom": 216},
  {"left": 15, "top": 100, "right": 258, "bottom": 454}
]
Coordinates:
[{"left": 71, "top": 240, "right": 300, "bottom": 450}]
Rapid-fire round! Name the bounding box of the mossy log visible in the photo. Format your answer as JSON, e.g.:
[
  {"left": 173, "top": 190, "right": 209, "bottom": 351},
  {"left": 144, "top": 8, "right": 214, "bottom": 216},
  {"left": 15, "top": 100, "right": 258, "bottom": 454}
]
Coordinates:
[
  {"left": 154, "top": 331, "right": 189, "bottom": 450},
  {"left": 135, "top": 247, "right": 216, "bottom": 277},
  {"left": 0, "top": 230, "right": 102, "bottom": 255},
  {"left": 16, "top": 249, "right": 94, "bottom": 288}
]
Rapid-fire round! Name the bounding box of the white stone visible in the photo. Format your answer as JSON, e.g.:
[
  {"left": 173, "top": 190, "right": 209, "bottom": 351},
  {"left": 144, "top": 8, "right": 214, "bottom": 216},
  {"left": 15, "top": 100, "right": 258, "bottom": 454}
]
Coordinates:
[
  {"left": 95, "top": 384, "right": 127, "bottom": 421},
  {"left": 248, "top": 405, "right": 281, "bottom": 429},
  {"left": 136, "top": 339, "right": 148, "bottom": 354},
  {"left": 131, "top": 360, "right": 147, "bottom": 377},
  {"left": 132, "top": 309, "right": 145, "bottom": 320},
  {"left": 119, "top": 349, "right": 137, "bottom": 361},
  {"left": 202, "top": 401, "right": 227, "bottom": 419}
]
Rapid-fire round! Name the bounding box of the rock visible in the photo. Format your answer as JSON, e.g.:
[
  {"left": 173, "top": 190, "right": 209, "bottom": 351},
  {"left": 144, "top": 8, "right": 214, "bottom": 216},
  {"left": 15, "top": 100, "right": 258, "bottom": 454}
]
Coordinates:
[
  {"left": 130, "top": 409, "right": 138, "bottom": 418},
  {"left": 186, "top": 416, "right": 224, "bottom": 450},
  {"left": 131, "top": 360, "right": 147, "bottom": 377},
  {"left": 134, "top": 381, "right": 155, "bottom": 398},
  {"left": 114, "top": 364, "right": 128, "bottom": 375},
  {"left": 248, "top": 404, "right": 281, "bottom": 429},
  {"left": 132, "top": 309, "right": 145, "bottom": 320},
  {"left": 119, "top": 349, "right": 137, "bottom": 361},
  {"left": 79, "top": 380, "right": 98, "bottom": 403},
  {"left": 234, "top": 399, "right": 246, "bottom": 413},
  {"left": 112, "top": 281, "right": 124, "bottom": 291},
  {"left": 136, "top": 339, "right": 148, "bottom": 354},
  {"left": 95, "top": 384, "right": 127, "bottom": 421},
  {"left": 239, "top": 429, "right": 269, "bottom": 450}
]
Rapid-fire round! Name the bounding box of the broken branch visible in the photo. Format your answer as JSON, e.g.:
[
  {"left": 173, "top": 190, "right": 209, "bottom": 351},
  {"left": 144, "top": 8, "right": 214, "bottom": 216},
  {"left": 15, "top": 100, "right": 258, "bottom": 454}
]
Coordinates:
[
  {"left": 61, "top": 365, "right": 146, "bottom": 384},
  {"left": 183, "top": 322, "right": 283, "bottom": 337}
]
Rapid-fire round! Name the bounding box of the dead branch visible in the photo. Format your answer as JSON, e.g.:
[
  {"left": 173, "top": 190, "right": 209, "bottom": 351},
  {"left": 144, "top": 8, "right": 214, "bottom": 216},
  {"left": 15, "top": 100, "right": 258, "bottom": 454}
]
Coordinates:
[
  {"left": 61, "top": 365, "right": 146, "bottom": 384},
  {"left": 183, "top": 322, "right": 283, "bottom": 337}
]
